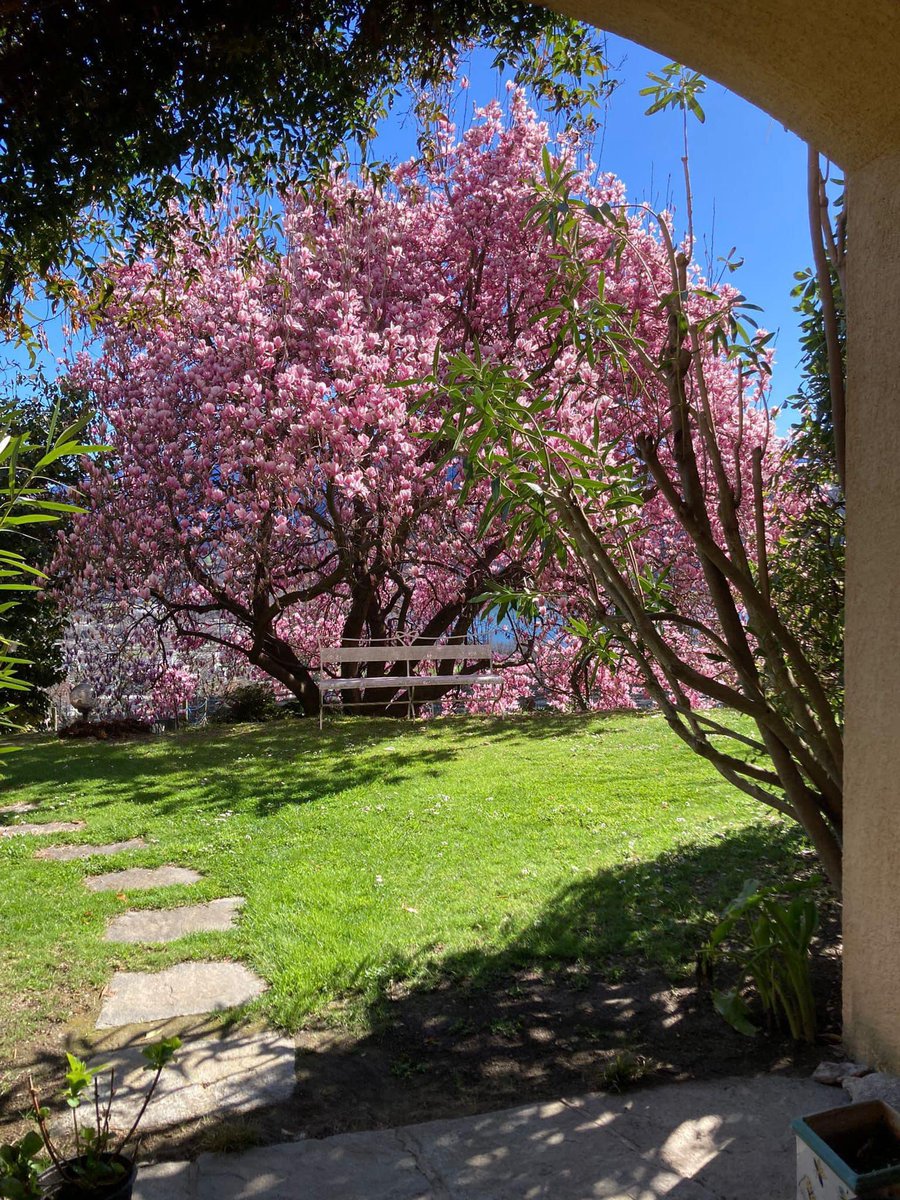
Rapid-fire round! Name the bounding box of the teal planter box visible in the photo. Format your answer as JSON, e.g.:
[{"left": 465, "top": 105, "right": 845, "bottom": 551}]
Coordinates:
[{"left": 793, "top": 1101, "right": 900, "bottom": 1198}]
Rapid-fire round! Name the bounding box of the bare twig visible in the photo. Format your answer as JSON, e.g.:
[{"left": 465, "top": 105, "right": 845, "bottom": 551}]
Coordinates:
[
  {"left": 115, "top": 1066, "right": 162, "bottom": 1156},
  {"left": 103, "top": 1067, "right": 115, "bottom": 1141},
  {"left": 806, "top": 145, "right": 846, "bottom": 489},
  {"left": 27, "top": 1074, "right": 65, "bottom": 1174}
]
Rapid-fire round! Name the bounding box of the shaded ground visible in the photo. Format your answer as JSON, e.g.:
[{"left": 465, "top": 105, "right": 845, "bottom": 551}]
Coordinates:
[
  {"left": 284, "top": 952, "right": 841, "bottom": 1144},
  {"left": 0, "top": 940, "right": 841, "bottom": 1163}
]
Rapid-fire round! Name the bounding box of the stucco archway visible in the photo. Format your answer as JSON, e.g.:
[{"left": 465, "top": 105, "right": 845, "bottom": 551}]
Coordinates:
[
  {"left": 545, "top": 0, "right": 899, "bottom": 169},
  {"left": 532, "top": 0, "right": 900, "bottom": 1068}
]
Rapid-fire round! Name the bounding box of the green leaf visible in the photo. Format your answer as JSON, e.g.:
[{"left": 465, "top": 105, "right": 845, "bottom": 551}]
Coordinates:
[
  {"left": 0, "top": 1181, "right": 30, "bottom": 1198},
  {"left": 33, "top": 442, "right": 105, "bottom": 470},
  {"left": 142, "top": 1035, "right": 181, "bottom": 1070},
  {"left": 712, "top": 989, "right": 759, "bottom": 1036},
  {"left": 63, "top": 1053, "right": 113, "bottom": 1107},
  {"left": 16, "top": 499, "right": 82, "bottom": 514},
  {"left": 3, "top": 514, "right": 64, "bottom": 526}
]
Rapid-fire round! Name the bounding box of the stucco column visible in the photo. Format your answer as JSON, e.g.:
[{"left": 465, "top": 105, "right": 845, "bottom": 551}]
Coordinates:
[{"left": 843, "top": 150, "right": 900, "bottom": 1068}]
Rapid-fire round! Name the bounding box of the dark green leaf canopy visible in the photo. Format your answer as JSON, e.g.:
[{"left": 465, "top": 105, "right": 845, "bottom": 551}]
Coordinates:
[{"left": 0, "top": 0, "right": 583, "bottom": 320}]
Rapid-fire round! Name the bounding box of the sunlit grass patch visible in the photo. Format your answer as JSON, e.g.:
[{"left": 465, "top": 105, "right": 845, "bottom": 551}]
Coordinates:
[{"left": 0, "top": 712, "right": 807, "bottom": 1068}]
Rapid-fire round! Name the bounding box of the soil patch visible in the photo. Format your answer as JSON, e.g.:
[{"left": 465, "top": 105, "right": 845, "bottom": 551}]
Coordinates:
[
  {"left": 277, "top": 949, "right": 842, "bottom": 1142},
  {"left": 0, "top": 940, "right": 841, "bottom": 1162}
]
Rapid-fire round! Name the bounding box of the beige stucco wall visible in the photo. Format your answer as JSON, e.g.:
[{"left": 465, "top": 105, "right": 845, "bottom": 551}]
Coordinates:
[
  {"left": 843, "top": 150, "right": 900, "bottom": 1067},
  {"left": 542, "top": 0, "right": 900, "bottom": 169},
  {"left": 533, "top": 0, "right": 900, "bottom": 1064}
]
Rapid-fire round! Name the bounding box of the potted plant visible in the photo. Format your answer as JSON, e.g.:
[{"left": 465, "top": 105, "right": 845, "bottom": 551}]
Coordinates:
[
  {"left": 0, "top": 1037, "right": 180, "bottom": 1199},
  {"left": 794, "top": 1099, "right": 900, "bottom": 1199}
]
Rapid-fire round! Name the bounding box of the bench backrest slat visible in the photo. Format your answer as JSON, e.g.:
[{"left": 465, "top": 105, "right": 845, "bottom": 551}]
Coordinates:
[{"left": 319, "top": 643, "right": 493, "bottom": 665}]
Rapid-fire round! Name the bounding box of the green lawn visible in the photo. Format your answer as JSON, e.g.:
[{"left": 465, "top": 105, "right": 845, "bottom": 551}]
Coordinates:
[{"left": 0, "top": 712, "right": 808, "bottom": 1072}]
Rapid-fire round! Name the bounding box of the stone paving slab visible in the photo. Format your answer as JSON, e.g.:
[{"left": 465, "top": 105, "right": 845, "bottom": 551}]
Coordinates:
[
  {"left": 85, "top": 865, "right": 202, "bottom": 892},
  {"left": 399, "top": 1097, "right": 713, "bottom": 1200},
  {"left": 0, "top": 801, "right": 39, "bottom": 814},
  {"left": 0, "top": 820, "right": 85, "bottom": 837},
  {"left": 97, "top": 961, "right": 267, "bottom": 1028},
  {"left": 138, "top": 1133, "right": 431, "bottom": 1200},
  {"left": 104, "top": 897, "right": 244, "bottom": 943},
  {"left": 89, "top": 1031, "right": 295, "bottom": 1132},
  {"left": 563, "top": 1075, "right": 842, "bottom": 1200},
  {"left": 134, "top": 1075, "right": 840, "bottom": 1200},
  {"left": 37, "top": 838, "right": 148, "bottom": 862},
  {"left": 78, "top": 1010, "right": 257, "bottom": 1058},
  {"left": 132, "top": 1161, "right": 194, "bottom": 1200}
]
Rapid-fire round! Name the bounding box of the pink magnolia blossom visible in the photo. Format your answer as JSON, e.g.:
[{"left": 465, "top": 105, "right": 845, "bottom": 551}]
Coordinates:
[{"left": 53, "top": 93, "right": 790, "bottom": 720}]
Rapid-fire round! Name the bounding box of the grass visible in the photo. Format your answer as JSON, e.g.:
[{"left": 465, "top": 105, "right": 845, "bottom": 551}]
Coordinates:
[{"left": 0, "top": 711, "right": 811, "bottom": 1075}]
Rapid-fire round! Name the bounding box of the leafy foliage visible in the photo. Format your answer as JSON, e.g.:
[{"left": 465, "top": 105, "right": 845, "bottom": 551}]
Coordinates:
[
  {"left": 24, "top": 1038, "right": 181, "bottom": 1188},
  {"left": 772, "top": 266, "right": 845, "bottom": 715},
  {"left": 0, "top": 371, "right": 89, "bottom": 724},
  {"left": 0, "top": 403, "right": 99, "bottom": 765},
  {"left": 639, "top": 62, "right": 706, "bottom": 123},
  {"left": 0, "top": 0, "right": 607, "bottom": 349},
  {"left": 425, "top": 125, "right": 844, "bottom": 891},
  {"left": 61, "top": 1051, "right": 113, "bottom": 1109},
  {"left": 218, "top": 683, "right": 285, "bottom": 725},
  {"left": 141, "top": 1037, "right": 181, "bottom": 1073},
  {"left": 0, "top": 1131, "right": 42, "bottom": 1200},
  {"left": 698, "top": 878, "right": 820, "bottom": 1042}
]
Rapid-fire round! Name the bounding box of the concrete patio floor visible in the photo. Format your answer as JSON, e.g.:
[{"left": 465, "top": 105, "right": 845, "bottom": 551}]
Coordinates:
[{"left": 134, "top": 1074, "right": 840, "bottom": 1199}]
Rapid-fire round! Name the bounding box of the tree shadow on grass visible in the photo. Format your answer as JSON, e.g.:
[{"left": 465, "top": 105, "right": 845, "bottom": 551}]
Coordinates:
[
  {"left": 274, "top": 821, "right": 839, "bottom": 1142},
  {"left": 3, "top": 721, "right": 472, "bottom": 819},
  {"left": 0, "top": 822, "right": 840, "bottom": 1167},
  {"left": 2, "top": 711, "right": 665, "bottom": 822}
]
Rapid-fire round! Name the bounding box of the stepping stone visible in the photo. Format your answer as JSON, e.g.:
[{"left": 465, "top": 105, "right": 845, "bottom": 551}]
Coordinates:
[
  {"left": 0, "top": 801, "right": 39, "bottom": 815},
  {"left": 97, "top": 961, "right": 267, "bottom": 1027},
  {"left": 0, "top": 820, "right": 85, "bottom": 837},
  {"left": 88, "top": 1030, "right": 295, "bottom": 1132},
  {"left": 104, "top": 897, "right": 244, "bottom": 943},
  {"left": 36, "top": 838, "right": 147, "bottom": 862},
  {"left": 84, "top": 865, "right": 201, "bottom": 892}
]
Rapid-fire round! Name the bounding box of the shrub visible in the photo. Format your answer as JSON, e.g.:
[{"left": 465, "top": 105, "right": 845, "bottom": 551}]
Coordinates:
[
  {"left": 58, "top": 717, "right": 153, "bottom": 740},
  {"left": 697, "top": 878, "right": 820, "bottom": 1042},
  {"left": 217, "top": 683, "right": 284, "bottom": 724}
]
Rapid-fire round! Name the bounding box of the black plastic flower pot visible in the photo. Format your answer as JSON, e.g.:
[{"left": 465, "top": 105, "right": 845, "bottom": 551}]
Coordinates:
[{"left": 38, "top": 1153, "right": 137, "bottom": 1200}]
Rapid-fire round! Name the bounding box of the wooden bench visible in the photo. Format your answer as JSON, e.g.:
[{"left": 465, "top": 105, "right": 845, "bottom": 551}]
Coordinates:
[{"left": 316, "top": 641, "right": 502, "bottom": 728}]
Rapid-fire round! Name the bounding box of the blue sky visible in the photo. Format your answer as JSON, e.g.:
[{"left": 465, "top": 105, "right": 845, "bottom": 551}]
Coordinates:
[
  {"left": 7, "top": 32, "right": 812, "bottom": 427},
  {"left": 595, "top": 34, "right": 811, "bottom": 417}
]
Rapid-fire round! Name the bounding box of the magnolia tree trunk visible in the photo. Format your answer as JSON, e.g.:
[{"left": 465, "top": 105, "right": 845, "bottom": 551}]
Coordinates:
[
  {"left": 226, "top": 550, "right": 522, "bottom": 719},
  {"left": 248, "top": 632, "right": 321, "bottom": 717}
]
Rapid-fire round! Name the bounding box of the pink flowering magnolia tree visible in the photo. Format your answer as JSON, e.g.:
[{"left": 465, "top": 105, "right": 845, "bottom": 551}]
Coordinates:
[
  {"left": 50, "top": 96, "right": 633, "bottom": 717},
  {"left": 53, "top": 95, "right": 803, "bottom": 768}
]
